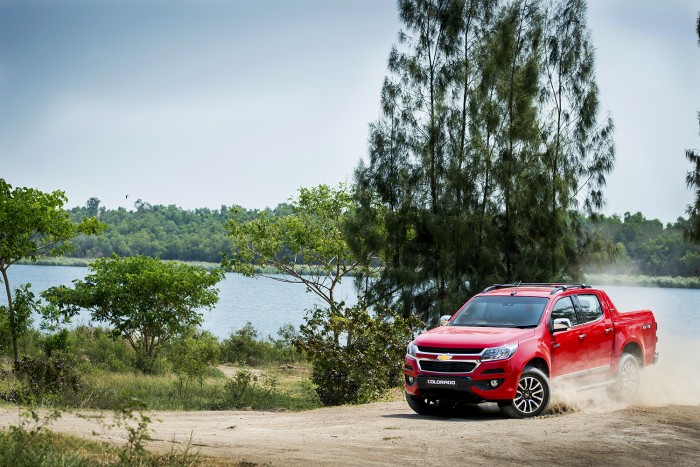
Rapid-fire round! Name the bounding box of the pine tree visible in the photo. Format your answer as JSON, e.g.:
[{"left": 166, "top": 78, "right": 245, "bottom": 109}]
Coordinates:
[{"left": 353, "top": 0, "right": 614, "bottom": 323}]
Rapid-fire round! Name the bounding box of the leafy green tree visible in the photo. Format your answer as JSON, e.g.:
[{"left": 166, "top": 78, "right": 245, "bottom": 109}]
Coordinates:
[
  {"left": 685, "top": 12, "right": 700, "bottom": 242},
  {"left": 0, "top": 179, "right": 105, "bottom": 363},
  {"left": 225, "top": 184, "right": 373, "bottom": 312},
  {"left": 43, "top": 255, "right": 224, "bottom": 371}
]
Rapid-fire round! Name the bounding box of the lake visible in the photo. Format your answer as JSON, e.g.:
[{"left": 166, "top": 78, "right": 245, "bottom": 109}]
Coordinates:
[
  {"left": 1, "top": 265, "right": 697, "bottom": 344},
  {"left": 0, "top": 264, "right": 358, "bottom": 340}
]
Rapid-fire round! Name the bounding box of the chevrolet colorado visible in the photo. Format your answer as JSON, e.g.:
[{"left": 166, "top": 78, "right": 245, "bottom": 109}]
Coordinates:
[{"left": 404, "top": 283, "right": 659, "bottom": 418}]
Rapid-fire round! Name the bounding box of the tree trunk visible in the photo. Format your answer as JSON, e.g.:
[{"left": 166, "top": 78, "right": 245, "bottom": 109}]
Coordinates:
[{"left": 1, "top": 267, "right": 19, "bottom": 365}]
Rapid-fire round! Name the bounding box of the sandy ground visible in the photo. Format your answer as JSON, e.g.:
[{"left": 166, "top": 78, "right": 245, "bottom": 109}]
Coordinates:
[{"left": 0, "top": 396, "right": 698, "bottom": 466}]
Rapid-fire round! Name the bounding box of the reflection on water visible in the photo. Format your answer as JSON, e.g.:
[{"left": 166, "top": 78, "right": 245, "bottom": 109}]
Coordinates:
[{"left": 2, "top": 265, "right": 697, "bottom": 341}]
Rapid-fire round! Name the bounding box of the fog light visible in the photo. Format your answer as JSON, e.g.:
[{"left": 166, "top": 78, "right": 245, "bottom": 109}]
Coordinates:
[
  {"left": 406, "top": 375, "right": 415, "bottom": 385},
  {"left": 490, "top": 379, "right": 499, "bottom": 387}
]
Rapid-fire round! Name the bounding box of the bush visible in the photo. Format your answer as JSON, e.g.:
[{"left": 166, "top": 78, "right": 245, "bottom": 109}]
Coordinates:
[
  {"left": 220, "top": 369, "right": 319, "bottom": 411},
  {"left": 64, "top": 326, "right": 136, "bottom": 373},
  {"left": 220, "top": 322, "right": 304, "bottom": 366},
  {"left": 166, "top": 330, "right": 221, "bottom": 393},
  {"left": 1, "top": 352, "right": 82, "bottom": 404},
  {"left": 296, "top": 306, "right": 419, "bottom": 406},
  {"left": 40, "top": 329, "right": 71, "bottom": 357}
]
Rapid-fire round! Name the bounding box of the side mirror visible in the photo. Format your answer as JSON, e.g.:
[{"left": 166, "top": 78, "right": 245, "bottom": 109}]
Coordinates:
[
  {"left": 551, "top": 318, "right": 572, "bottom": 332},
  {"left": 439, "top": 315, "right": 452, "bottom": 326}
]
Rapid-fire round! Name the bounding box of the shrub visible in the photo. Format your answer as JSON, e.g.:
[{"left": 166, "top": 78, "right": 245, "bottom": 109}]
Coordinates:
[
  {"left": 166, "top": 330, "right": 221, "bottom": 394},
  {"left": 220, "top": 322, "right": 304, "bottom": 366},
  {"left": 40, "top": 329, "right": 71, "bottom": 357},
  {"left": 1, "top": 352, "right": 82, "bottom": 404},
  {"left": 296, "top": 305, "right": 419, "bottom": 406}
]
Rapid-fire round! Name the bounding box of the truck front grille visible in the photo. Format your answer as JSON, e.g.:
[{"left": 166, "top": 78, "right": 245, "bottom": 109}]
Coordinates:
[
  {"left": 419, "top": 360, "right": 477, "bottom": 373},
  {"left": 418, "top": 346, "right": 483, "bottom": 355}
]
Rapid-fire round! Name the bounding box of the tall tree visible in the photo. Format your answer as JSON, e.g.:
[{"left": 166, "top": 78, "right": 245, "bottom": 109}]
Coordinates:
[
  {"left": 538, "top": 0, "right": 614, "bottom": 277},
  {"left": 685, "top": 12, "right": 700, "bottom": 243},
  {"left": 0, "top": 179, "right": 105, "bottom": 364},
  {"left": 353, "top": 0, "right": 614, "bottom": 324}
]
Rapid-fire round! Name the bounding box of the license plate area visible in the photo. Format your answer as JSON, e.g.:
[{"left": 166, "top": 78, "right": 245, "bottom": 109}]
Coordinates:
[
  {"left": 425, "top": 377, "right": 459, "bottom": 388},
  {"left": 417, "top": 375, "right": 472, "bottom": 391}
]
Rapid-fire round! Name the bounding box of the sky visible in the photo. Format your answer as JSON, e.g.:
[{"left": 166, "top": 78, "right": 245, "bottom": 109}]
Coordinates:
[{"left": 0, "top": 0, "right": 698, "bottom": 224}]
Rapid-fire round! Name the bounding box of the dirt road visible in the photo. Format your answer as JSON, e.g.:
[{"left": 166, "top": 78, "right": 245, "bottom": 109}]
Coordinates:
[{"left": 1, "top": 397, "right": 698, "bottom": 466}]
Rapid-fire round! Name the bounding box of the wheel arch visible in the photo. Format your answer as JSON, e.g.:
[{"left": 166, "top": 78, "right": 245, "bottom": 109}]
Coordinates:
[
  {"left": 620, "top": 341, "right": 643, "bottom": 364},
  {"left": 524, "top": 357, "right": 549, "bottom": 377}
]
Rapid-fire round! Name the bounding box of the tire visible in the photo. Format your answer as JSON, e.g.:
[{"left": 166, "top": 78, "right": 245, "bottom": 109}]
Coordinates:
[
  {"left": 606, "top": 353, "right": 640, "bottom": 402},
  {"left": 405, "top": 392, "right": 450, "bottom": 416},
  {"left": 499, "top": 366, "right": 550, "bottom": 419}
]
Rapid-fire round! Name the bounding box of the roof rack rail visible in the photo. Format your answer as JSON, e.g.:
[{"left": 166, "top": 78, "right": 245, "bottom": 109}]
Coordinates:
[{"left": 481, "top": 283, "right": 591, "bottom": 295}]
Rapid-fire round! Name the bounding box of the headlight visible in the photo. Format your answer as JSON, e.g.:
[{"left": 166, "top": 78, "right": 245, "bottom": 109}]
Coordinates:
[
  {"left": 407, "top": 342, "right": 418, "bottom": 357},
  {"left": 481, "top": 344, "right": 518, "bottom": 361}
]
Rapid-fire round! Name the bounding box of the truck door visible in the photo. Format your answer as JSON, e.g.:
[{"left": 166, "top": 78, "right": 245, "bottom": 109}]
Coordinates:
[
  {"left": 549, "top": 296, "right": 586, "bottom": 376},
  {"left": 572, "top": 294, "right": 614, "bottom": 371}
]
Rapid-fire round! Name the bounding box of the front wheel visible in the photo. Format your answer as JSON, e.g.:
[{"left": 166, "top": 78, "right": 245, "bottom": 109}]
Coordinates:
[
  {"left": 606, "top": 353, "right": 640, "bottom": 402},
  {"left": 405, "top": 392, "right": 450, "bottom": 416},
  {"left": 499, "top": 366, "right": 550, "bottom": 418}
]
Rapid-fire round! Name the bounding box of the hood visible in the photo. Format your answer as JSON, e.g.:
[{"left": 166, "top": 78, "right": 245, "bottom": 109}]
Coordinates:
[{"left": 414, "top": 326, "right": 535, "bottom": 349}]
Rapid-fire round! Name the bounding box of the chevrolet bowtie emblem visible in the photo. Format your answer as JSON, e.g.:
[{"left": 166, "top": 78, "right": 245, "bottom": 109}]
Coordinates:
[{"left": 437, "top": 354, "right": 452, "bottom": 361}]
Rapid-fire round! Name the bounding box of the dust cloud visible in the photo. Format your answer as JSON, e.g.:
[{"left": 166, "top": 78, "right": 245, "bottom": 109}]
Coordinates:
[{"left": 547, "top": 335, "right": 700, "bottom": 414}]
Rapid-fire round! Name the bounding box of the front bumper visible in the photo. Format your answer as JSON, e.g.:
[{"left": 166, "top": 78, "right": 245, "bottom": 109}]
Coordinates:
[{"left": 404, "top": 354, "right": 518, "bottom": 402}]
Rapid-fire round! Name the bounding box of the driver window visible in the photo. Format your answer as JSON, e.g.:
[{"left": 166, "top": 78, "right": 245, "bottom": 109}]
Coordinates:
[{"left": 551, "top": 297, "right": 578, "bottom": 328}]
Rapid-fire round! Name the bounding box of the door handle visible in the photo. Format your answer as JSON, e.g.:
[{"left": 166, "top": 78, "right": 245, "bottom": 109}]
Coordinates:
[
  {"left": 605, "top": 328, "right": 613, "bottom": 334},
  {"left": 578, "top": 334, "right": 586, "bottom": 340}
]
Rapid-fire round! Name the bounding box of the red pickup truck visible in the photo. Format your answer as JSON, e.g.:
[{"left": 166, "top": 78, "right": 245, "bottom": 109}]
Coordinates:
[{"left": 404, "top": 283, "right": 658, "bottom": 418}]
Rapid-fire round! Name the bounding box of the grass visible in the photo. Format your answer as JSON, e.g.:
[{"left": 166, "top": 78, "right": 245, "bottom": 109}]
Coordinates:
[
  {"left": 0, "top": 364, "right": 322, "bottom": 413},
  {"left": 0, "top": 413, "right": 238, "bottom": 466}
]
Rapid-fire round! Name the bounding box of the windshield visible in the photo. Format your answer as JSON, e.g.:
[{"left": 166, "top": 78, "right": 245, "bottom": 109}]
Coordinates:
[{"left": 449, "top": 295, "right": 548, "bottom": 328}]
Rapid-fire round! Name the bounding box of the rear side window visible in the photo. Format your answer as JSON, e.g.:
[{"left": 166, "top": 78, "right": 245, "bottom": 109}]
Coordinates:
[
  {"left": 576, "top": 294, "right": 603, "bottom": 323},
  {"left": 550, "top": 297, "right": 578, "bottom": 327}
]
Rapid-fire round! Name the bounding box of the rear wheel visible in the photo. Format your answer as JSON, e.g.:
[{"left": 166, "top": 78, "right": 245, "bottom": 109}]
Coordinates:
[
  {"left": 607, "top": 353, "right": 640, "bottom": 402},
  {"left": 405, "top": 392, "right": 450, "bottom": 416},
  {"left": 499, "top": 366, "right": 550, "bottom": 419}
]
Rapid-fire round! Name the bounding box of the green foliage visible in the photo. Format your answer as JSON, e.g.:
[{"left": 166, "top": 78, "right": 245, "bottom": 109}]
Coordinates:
[
  {"left": 167, "top": 330, "right": 221, "bottom": 393},
  {"left": 0, "top": 178, "right": 105, "bottom": 363},
  {"left": 0, "top": 353, "right": 82, "bottom": 404},
  {"left": 66, "top": 198, "right": 289, "bottom": 263},
  {"left": 65, "top": 326, "right": 136, "bottom": 372},
  {"left": 43, "top": 255, "right": 224, "bottom": 371},
  {"left": 352, "top": 0, "right": 614, "bottom": 324},
  {"left": 296, "top": 306, "right": 419, "bottom": 406},
  {"left": 220, "top": 322, "right": 304, "bottom": 367},
  {"left": 220, "top": 369, "right": 318, "bottom": 411},
  {"left": 585, "top": 213, "right": 700, "bottom": 277},
  {"left": 225, "top": 184, "right": 373, "bottom": 310},
  {"left": 40, "top": 328, "right": 71, "bottom": 357}
]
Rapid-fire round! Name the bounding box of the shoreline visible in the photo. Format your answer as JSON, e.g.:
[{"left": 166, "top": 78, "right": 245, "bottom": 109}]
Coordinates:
[{"left": 15, "top": 259, "right": 700, "bottom": 289}]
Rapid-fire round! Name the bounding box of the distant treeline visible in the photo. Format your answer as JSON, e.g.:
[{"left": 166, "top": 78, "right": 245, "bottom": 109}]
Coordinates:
[
  {"left": 585, "top": 212, "right": 700, "bottom": 277},
  {"left": 67, "top": 198, "right": 700, "bottom": 278},
  {"left": 68, "top": 198, "right": 292, "bottom": 263}
]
